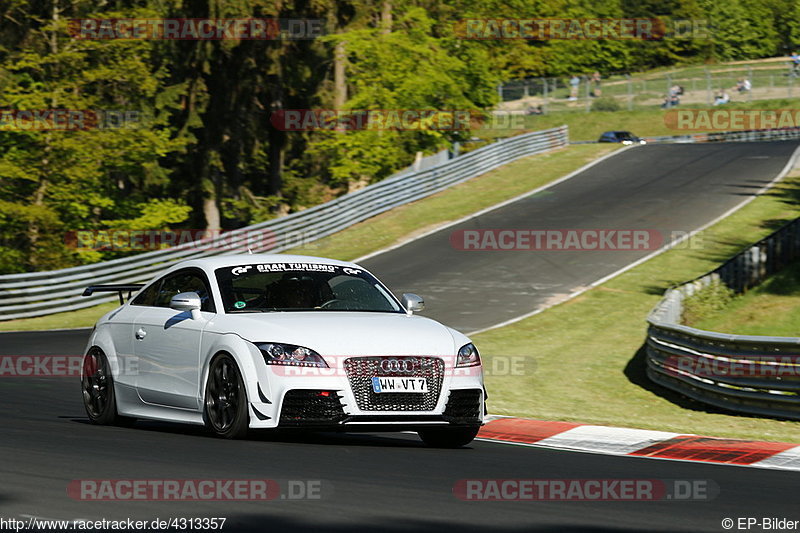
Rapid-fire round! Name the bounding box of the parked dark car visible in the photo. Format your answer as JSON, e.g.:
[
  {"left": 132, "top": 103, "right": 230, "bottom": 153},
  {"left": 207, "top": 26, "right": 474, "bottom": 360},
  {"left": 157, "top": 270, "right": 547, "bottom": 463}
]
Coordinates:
[{"left": 598, "top": 131, "right": 646, "bottom": 145}]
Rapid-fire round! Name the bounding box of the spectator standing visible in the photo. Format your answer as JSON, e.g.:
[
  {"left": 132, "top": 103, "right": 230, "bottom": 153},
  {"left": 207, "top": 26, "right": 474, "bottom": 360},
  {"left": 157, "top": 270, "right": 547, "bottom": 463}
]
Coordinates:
[
  {"left": 569, "top": 75, "right": 580, "bottom": 100},
  {"left": 590, "top": 71, "right": 602, "bottom": 97}
]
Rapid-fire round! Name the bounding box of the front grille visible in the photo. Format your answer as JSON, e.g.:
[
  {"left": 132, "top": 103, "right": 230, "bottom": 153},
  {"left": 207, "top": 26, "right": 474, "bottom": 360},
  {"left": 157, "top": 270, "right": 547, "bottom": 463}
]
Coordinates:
[
  {"left": 279, "top": 390, "right": 346, "bottom": 426},
  {"left": 344, "top": 357, "right": 444, "bottom": 411},
  {"left": 443, "top": 389, "right": 482, "bottom": 424}
]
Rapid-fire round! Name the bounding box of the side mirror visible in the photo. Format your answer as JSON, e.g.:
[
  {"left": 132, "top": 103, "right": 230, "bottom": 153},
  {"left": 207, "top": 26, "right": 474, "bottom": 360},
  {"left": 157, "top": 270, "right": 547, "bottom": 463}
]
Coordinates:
[
  {"left": 170, "top": 292, "right": 202, "bottom": 319},
  {"left": 401, "top": 293, "right": 425, "bottom": 315}
]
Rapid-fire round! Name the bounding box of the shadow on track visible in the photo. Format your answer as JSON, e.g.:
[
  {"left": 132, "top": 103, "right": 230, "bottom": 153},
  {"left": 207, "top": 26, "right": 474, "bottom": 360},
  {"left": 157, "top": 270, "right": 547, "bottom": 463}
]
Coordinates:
[
  {"left": 65, "top": 417, "right": 432, "bottom": 448},
  {"left": 226, "top": 514, "right": 654, "bottom": 533},
  {"left": 623, "top": 343, "right": 728, "bottom": 415}
]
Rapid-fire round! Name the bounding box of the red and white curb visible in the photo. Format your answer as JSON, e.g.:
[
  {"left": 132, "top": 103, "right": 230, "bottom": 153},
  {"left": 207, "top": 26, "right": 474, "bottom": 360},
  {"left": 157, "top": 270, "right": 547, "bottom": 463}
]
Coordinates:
[{"left": 477, "top": 416, "right": 800, "bottom": 472}]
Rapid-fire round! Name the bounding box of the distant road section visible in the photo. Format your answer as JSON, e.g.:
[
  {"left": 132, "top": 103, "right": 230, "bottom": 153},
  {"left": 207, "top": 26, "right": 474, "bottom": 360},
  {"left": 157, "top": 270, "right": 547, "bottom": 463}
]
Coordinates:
[{"left": 361, "top": 141, "right": 799, "bottom": 333}]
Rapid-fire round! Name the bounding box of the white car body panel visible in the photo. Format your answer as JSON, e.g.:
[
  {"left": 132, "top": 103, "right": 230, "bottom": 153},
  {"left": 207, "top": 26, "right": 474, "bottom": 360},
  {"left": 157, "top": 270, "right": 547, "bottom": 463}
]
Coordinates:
[{"left": 133, "top": 307, "right": 208, "bottom": 410}]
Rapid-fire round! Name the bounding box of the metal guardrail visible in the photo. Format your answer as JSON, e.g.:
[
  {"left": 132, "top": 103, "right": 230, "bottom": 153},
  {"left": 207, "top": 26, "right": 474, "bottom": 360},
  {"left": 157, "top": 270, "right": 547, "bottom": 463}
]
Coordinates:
[
  {"left": 569, "top": 126, "right": 800, "bottom": 145},
  {"left": 0, "top": 126, "right": 569, "bottom": 321},
  {"left": 646, "top": 217, "right": 800, "bottom": 421},
  {"left": 644, "top": 126, "right": 800, "bottom": 144}
]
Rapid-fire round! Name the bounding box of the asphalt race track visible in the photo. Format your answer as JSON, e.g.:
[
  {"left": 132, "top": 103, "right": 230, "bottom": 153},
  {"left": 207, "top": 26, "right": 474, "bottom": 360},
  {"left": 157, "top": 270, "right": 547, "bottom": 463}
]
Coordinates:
[
  {"left": 362, "top": 141, "right": 800, "bottom": 332},
  {"left": 1, "top": 142, "right": 799, "bottom": 532}
]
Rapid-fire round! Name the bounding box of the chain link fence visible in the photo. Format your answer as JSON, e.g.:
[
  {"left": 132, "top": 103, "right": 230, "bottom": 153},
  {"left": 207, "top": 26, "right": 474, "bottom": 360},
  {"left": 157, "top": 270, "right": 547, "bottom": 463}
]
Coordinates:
[{"left": 498, "top": 60, "right": 800, "bottom": 114}]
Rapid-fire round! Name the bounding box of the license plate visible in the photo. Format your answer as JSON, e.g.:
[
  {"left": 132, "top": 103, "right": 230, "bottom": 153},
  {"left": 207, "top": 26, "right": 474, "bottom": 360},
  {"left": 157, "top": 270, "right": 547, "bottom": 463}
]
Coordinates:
[{"left": 371, "top": 377, "right": 429, "bottom": 393}]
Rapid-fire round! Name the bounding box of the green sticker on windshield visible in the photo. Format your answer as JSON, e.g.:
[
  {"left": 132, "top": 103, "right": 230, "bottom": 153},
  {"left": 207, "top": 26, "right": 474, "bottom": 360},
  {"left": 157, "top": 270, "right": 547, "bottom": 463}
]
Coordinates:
[{"left": 234, "top": 301, "right": 246, "bottom": 309}]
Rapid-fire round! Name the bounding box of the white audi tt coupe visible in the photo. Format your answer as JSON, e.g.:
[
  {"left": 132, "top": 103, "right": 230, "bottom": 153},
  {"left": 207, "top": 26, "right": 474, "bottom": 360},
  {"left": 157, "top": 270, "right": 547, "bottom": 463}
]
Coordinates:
[{"left": 81, "top": 254, "right": 485, "bottom": 447}]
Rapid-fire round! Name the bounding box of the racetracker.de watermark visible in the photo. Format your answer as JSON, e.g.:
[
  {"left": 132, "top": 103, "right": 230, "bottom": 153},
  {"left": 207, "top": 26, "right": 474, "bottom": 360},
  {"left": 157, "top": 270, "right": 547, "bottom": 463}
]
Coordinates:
[
  {"left": 0, "top": 355, "right": 139, "bottom": 378},
  {"left": 0, "top": 109, "right": 143, "bottom": 131},
  {"left": 67, "top": 479, "right": 325, "bottom": 501},
  {"left": 449, "top": 229, "right": 704, "bottom": 251},
  {"left": 665, "top": 109, "right": 800, "bottom": 131},
  {"left": 665, "top": 354, "right": 800, "bottom": 379},
  {"left": 270, "top": 109, "right": 488, "bottom": 132},
  {"left": 454, "top": 18, "right": 710, "bottom": 40},
  {"left": 68, "top": 18, "right": 323, "bottom": 40},
  {"left": 454, "top": 479, "right": 718, "bottom": 501},
  {"left": 268, "top": 354, "right": 534, "bottom": 378},
  {"left": 64, "top": 229, "right": 317, "bottom": 252}
]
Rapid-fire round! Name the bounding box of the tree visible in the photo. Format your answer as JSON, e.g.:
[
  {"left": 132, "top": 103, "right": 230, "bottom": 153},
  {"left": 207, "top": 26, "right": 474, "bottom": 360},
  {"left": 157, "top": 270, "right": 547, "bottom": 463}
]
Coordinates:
[
  {"left": 0, "top": 0, "right": 184, "bottom": 270},
  {"left": 305, "top": 4, "right": 499, "bottom": 189}
]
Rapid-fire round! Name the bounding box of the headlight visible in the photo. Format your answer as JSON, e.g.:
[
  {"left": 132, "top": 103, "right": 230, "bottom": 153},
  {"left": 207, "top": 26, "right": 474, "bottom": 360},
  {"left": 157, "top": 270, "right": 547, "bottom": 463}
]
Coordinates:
[
  {"left": 456, "top": 343, "right": 481, "bottom": 367},
  {"left": 256, "top": 342, "right": 328, "bottom": 367}
]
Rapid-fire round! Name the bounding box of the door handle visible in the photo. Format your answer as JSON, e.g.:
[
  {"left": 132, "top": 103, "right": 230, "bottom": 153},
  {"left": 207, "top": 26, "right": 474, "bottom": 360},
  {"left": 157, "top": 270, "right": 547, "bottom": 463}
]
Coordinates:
[{"left": 135, "top": 328, "right": 147, "bottom": 340}]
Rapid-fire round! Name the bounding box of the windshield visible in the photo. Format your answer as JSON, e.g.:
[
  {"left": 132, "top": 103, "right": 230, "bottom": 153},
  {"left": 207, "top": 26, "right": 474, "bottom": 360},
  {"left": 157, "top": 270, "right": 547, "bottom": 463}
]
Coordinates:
[{"left": 214, "top": 262, "right": 402, "bottom": 313}]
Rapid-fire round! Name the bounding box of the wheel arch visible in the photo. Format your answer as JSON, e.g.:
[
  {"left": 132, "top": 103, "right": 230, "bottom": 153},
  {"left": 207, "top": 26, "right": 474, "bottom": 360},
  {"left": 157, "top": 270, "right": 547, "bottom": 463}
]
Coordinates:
[
  {"left": 86, "top": 326, "right": 122, "bottom": 378},
  {"left": 199, "top": 334, "right": 260, "bottom": 407}
]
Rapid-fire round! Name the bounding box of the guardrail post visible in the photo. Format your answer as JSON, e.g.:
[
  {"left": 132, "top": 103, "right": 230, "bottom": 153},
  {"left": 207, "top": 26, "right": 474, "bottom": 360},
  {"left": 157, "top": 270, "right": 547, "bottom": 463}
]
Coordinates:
[
  {"left": 627, "top": 75, "right": 633, "bottom": 111},
  {"left": 542, "top": 78, "right": 548, "bottom": 113},
  {"left": 584, "top": 75, "right": 591, "bottom": 113}
]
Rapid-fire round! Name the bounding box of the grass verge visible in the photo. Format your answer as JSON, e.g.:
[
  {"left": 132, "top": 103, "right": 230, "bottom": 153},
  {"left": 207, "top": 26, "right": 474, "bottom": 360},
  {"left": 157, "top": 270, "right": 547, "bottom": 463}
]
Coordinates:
[
  {"left": 474, "top": 168, "right": 800, "bottom": 443},
  {"left": 0, "top": 302, "right": 118, "bottom": 332},
  {"left": 0, "top": 143, "right": 621, "bottom": 332}
]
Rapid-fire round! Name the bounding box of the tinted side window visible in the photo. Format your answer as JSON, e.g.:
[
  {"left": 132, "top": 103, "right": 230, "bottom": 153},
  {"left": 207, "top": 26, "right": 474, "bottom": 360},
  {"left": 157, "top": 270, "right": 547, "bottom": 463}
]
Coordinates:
[
  {"left": 131, "top": 281, "right": 160, "bottom": 307},
  {"left": 154, "top": 270, "right": 215, "bottom": 312}
]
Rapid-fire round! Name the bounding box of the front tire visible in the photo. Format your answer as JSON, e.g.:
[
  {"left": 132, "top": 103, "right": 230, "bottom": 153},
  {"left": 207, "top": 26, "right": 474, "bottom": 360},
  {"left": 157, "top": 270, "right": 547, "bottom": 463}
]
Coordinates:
[
  {"left": 203, "top": 354, "right": 249, "bottom": 439},
  {"left": 81, "top": 349, "right": 133, "bottom": 426},
  {"left": 418, "top": 426, "right": 480, "bottom": 448}
]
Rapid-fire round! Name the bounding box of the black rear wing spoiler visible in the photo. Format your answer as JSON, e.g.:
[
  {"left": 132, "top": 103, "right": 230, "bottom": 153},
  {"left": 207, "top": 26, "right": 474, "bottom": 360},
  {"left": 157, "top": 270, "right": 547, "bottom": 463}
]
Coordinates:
[{"left": 82, "top": 284, "right": 145, "bottom": 305}]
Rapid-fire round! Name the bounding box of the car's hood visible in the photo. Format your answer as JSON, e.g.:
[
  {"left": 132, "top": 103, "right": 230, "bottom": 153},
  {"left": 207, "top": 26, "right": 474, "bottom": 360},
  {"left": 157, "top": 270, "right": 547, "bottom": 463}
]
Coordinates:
[{"left": 208, "top": 312, "right": 464, "bottom": 356}]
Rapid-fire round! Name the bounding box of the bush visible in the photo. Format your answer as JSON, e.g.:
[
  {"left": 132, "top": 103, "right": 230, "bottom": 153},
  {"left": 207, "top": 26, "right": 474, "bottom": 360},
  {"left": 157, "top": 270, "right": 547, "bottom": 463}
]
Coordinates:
[
  {"left": 681, "top": 279, "right": 736, "bottom": 326},
  {"left": 591, "top": 97, "right": 622, "bottom": 112}
]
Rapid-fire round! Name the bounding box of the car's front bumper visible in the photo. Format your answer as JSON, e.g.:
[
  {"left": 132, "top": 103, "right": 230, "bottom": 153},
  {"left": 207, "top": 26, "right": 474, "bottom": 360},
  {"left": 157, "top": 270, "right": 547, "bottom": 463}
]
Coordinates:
[{"left": 245, "top": 351, "right": 485, "bottom": 430}]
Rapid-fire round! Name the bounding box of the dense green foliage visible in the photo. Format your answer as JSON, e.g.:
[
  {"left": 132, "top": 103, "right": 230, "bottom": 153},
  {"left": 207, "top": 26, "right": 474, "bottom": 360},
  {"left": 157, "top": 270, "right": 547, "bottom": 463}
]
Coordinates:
[
  {"left": 1, "top": 0, "right": 798, "bottom": 272},
  {"left": 681, "top": 279, "right": 736, "bottom": 325}
]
